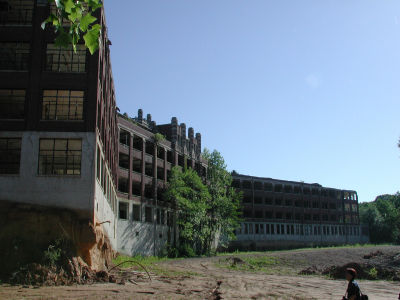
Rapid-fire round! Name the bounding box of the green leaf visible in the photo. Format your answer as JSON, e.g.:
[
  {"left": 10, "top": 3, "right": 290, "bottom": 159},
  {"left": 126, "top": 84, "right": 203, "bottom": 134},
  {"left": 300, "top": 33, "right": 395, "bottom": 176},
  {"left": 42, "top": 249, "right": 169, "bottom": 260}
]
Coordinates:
[
  {"left": 83, "top": 24, "right": 101, "bottom": 54},
  {"left": 55, "top": 29, "right": 72, "bottom": 49},
  {"left": 79, "top": 12, "right": 97, "bottom": 32},
  {"left": 63, "top": 0, "right": 75, "bottom": 13}
]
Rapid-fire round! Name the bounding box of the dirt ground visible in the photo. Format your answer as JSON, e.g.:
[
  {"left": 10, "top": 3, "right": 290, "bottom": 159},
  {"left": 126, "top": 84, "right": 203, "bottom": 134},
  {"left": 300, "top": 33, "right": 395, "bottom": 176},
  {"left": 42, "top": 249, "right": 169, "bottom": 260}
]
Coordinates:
[{"left": 1, "top": 245, "right": 400, "bottom": 300}]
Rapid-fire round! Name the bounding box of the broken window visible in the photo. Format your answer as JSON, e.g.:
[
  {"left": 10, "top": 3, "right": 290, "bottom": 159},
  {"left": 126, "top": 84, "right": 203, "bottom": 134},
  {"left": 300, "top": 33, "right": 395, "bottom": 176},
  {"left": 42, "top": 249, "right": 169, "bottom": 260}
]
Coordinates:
[
  {"left": 117, "top": 177, "right": 128, "bottom": 194},
  {"left": 312, "top": 201, "right": 319, "bottom": 209},
  {"left": 131, "top": 180, "right": 141, "bottom": 197},
  {"left": 157, "top": 147, "right": 165, "bottom": 159},
  {"left": 42, "top": 90, "right": 84, "bottom": 120},
  {"left": 264, "top": 182, "right": 273, "bottom": 191},
  {"left": 38, "top": 138, "right": 81, "bottom": 175},
  {"left": 0, "top": 42, "right": 30, "bottom": 70},
  {"left": 254, "top": 181, "right": 263, "bottom": 190},
  {"left": 118, "top": 202, "right": 128, "bottom": 220},
  {"left": 145, "top": 161, "right": 153, "bottom": 177},
  {"left": 0, "top": 137, "right": 21, "bottom": 174},
  {"left": 284, "top": 185, "right": 292, "bottom": 193},
  {"left": 145, "top": 206, "right": 153, "bottom": 223},
  {"left": 132, "top": 204, "right": 140, "bottom": 221},
  {"left": 167, "top": 150, "right": 173, "bottom": 163},
  {"left": 177, "top": 154, "right": 184, "bottom": 168},
  {"left": 157, "top": 166, "right": 164, "bottom": 180},
  {"left": 144, "top": 184, "right": 153, "bottom": 199},
  {"left": 254, "top": 196, "right": 262, "bottom": 204},
  {"left": 242, "top": 180, "right": 251, "bottom": 189},
  {"left": 0, "top": 0, "right": 34, "bottom": 25},
  {"left": 274, "top": 184, "right": 282, "bottom": 192},
  {"left": 132, "top": 157, "right": 142, "bottom": 173},
  {"left": 45, "top": 44, "right": 86, "bottom": 73},
  {"left": 132, "top": 136, "right": 143, "bottom": 151},
  {"left": 293, "top": 186, "right": 301, "bottom": 194},
  {"left": 303, "top": 187, "right": 310, "bottom": 195},
  {"left": 312, "top": 188, "right": 319, "bottom": 196},
  {"left": 0, "top": 89, "right": 25, "bottom": 119},
  {"left": 145, "top": 141, "right": 154, "bottom": 156},
  {"left": 118, "top": 152, "right": 129, "bottom": 169},
  {"left": 119, "top": 130, "right": 130, "bottom": 146}
]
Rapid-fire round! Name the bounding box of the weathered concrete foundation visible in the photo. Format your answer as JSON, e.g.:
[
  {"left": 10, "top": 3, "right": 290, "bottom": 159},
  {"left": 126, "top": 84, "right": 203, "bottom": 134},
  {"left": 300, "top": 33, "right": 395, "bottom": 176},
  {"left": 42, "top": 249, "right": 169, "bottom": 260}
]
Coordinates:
[{"left": 0, "top": 201, "right": 114, "bottom": 279}]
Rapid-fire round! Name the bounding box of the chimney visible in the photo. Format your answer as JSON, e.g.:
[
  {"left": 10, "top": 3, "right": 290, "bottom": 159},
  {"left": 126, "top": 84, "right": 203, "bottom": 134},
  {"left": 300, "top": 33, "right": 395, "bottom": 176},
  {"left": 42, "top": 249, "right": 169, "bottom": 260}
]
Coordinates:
[
  {"left": 171, "top": 117, "right": 178, "bottom": 143},
  {"left": 138, "top": 109, "right": 143, "bottom": 122},
  {"left": 196, "top": 133, "right": 201, "bottom": 154},
  {"left": 147, "top": 113, "right": 152, "bottom": 123}
]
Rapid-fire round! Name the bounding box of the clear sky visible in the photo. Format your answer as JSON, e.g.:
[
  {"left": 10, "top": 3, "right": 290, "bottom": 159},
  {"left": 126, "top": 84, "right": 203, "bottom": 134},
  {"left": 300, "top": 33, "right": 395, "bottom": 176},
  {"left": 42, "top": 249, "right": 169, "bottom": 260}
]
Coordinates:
[{"left": 105, "top": 1, "right": 400, "bottom": 203}]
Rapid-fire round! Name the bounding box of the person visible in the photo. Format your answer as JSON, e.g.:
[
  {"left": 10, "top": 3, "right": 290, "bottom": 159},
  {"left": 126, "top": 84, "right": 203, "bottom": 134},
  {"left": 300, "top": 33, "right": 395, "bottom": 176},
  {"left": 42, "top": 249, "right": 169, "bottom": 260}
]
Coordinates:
[{"left": 342, "top": 268, "right": 361, "bottom": 300}]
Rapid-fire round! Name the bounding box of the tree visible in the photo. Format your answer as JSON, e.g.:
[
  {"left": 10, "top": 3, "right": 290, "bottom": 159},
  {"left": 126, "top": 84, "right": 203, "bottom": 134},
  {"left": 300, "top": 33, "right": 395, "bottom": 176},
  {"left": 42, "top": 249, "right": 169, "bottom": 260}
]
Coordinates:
[
  {"left": 360, "top": 193, "right": 400, "bottom": 244},
  {"left": 202, "top": 149, "right": 242, "bottom": 253},
  {"left": 164, "top": 167, "right": 211, "bottom": 256},
  {"left": 42, "top": 0, "right": 102, "bottom": 54}
]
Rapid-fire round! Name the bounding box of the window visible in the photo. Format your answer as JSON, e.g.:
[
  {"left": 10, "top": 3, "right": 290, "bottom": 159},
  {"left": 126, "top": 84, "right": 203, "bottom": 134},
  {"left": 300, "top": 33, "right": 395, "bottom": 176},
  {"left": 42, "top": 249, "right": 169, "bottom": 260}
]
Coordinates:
[
  {"left": 42, "top": 90, "right": 84, "bottom": 120},
  {"left": 0, "top": 42, "right": 29, "bottom": 70},
  {"left": 119, "top": 202, "right": 128, "bottom": 220},
  {"left": 45, "top": 44, "right": 86, "bottom": 72},
  {"left": 145, "top": 206, "right": 153, "bottom": 223},
  {"left": 0, "top": 138, "right": 21, "bottom": 174},
  {"left": 0, "top": 0, "right": 34, "bottom": 25},
  {"left": 38, "top": 139, "right": 82, "bottom": 175},
  {"left": 0, "top": 89, "right": 25, "bottom": 119}
]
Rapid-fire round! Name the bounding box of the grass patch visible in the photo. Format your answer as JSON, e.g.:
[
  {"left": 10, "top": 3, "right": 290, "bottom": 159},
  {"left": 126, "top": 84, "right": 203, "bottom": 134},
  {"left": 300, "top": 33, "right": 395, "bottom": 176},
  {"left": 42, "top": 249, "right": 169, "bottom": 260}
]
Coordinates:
[
  {"left": 112, "top": 255, "right": 199, "bottom": 278},
  {"left": 216, "top": 255, "right": 284, "bottom": 274},
  {"left": 217, "top": 243, "right": 392, "bottom": 257}
]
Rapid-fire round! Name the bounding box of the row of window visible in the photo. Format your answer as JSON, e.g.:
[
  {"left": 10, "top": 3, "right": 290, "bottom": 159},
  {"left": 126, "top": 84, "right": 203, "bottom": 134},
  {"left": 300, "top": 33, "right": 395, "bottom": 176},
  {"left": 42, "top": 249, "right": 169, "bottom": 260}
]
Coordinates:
[
  {"left": 238, "top": 223, "right": 360, "bottom": 237},
  {"left": 0, "top": 42, "right": 87, "bottom": 72},
  {"left": 243, "top": 209, "right": 342, "bottom": 222},
  {"left": 0, "top": 137, "right": 82, "bottom": 175},
  {"left": 0, "top": 0, "right": 34, "bottom": 26},
  {"left": 0, "top": 89, "right": 84, "bottom": 120},
  {"left": 234, "top": 180, "right": 357, "bottom": 201},
  {"left": 243, "top": 195, "right": 342, "bottom": 210},
  {"left": 118, "top": 202, "right": 173, "bottom": 226},
  {"left": 96, "top": 146, "right": 117, "bottom": 212}
]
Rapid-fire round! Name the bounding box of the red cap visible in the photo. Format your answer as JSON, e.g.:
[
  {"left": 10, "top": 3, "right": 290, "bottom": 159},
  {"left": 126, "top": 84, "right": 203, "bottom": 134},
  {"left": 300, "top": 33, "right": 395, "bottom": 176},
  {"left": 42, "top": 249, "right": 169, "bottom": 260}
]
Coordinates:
[{"left": 346, "top": 268, "right": 357, "bottom": 278}]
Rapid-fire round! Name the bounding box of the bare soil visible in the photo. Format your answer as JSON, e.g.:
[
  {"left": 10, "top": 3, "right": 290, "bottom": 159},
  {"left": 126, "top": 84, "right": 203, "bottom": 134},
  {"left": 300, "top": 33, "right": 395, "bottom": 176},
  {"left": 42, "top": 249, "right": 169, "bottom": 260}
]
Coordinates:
[{"left": 1, "top": 245, "right": 400, "bottom": 300}]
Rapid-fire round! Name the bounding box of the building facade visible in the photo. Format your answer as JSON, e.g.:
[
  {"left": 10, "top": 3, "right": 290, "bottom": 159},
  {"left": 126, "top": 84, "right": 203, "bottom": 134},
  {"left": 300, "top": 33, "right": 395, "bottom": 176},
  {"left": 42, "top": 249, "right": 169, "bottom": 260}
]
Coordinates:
[
  {"left": 231, "top": 174, "right": 369, "bottom": 250},
  {"left": 0, "top": 0, "right": 118, "bottom": 268},
  {"left": 116, "top": 110, "right": 207, "bottom": 256}
]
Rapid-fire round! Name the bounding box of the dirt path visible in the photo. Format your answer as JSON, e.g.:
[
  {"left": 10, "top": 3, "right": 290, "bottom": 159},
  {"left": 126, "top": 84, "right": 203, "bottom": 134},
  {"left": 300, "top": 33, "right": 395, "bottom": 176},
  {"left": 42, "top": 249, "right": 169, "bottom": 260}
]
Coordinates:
[{"left": 1, "top": 246, "right": 400, "bottom": 300}]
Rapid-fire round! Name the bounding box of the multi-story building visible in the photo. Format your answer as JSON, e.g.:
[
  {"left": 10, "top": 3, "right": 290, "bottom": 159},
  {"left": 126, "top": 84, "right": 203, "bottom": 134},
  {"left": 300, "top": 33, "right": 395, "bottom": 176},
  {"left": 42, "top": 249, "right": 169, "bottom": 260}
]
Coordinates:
[
  {"left": 116, "top": 109, "right": 207, "bottom": 255},
  {"left": 231, "top": 173, "right": 369, "bottom": 250},
  {"left": 0, "top": 0, "right": 118, "bottom": 268}
]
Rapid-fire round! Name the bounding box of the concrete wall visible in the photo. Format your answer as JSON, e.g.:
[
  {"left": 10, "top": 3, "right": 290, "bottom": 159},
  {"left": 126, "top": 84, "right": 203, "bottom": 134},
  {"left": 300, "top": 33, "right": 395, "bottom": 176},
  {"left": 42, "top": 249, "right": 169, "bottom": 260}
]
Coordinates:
[
  {"left": 0, "top": 131, "right": 96, "bottom": 217},
  {"left": 117, "top": 219, "right": 173, "bottom": 256}
]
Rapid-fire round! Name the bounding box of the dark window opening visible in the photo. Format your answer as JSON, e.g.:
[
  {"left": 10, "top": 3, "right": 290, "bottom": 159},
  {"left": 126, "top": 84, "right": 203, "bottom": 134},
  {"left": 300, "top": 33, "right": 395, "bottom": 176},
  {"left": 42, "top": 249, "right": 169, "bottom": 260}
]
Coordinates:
[
  {"left": 0, "top": 138, "right": 21, "bottom": 174},
  {"left": 293, "top": 186, "right": 301, "bottom": 194},
  {"left": 255, "top": 210, "right": 263, "bottom": 218},
  {"left": 119, "top": 153, "right": 129, "bottom": 169},
  {"left": 313, "top": 214, "right": 320, "bottom": 221},
  {"left": 119, "top": 130, "right": 130, "bottom": 146},
  {"left": 132, "top": 157, "right": 142, "bottom": 173},
  {"left": 118, "top": 177, "right": 128, "bottom": 193},
  {"left": 303, "top": 187, "right": 310, "bottom": 195},
  {"left": 265, "top": 211, "right": 273, "bottom": 219},
  {"left": 274, "top": 184, "right": 282, "bottom": 192},
  {"left": 157, "top": 166, "right": 164, "bottom": 180},
  {"left": 0, "top": 89, "right": 25, "bottom": 119},
  {"left": 265, "top": 197, "right": 273, "bottom": 205},
  {"left": 0, "top": 0, "right": 34, "bottom": 25},
  {"left": 243, "top": 195, "right": 252, "bottom": 203},
  {"left": 157, "top": 147, "right": 165, "bottom": 159},
  {"left": 167, "top": 150, "right": 173, "bottom": 163},
  {"left": 284, "top": 185, "right": 293, "bottom": 193},
  {"left": 132, "top": 181, "right": 141, "bottom": 197},
  {"left": 264, "top": 182, "right": 273, "bottom": 191},
  {"left": 0, "top": 42, "right": 30, "bottom": 70},
  {"left": 145, "top": 141, "right": 154, "bottom": 156},
  {"left": 232, "top": 180, "right": 240, "bottom": 188},
  {"left": 132, "top": 136, "right": 143, "bottom": 151},
  {"left": 285, "top": 199, "right": 293, "bottom": 206},
  {"left": 286, "top": 213, "right": 292, "bottom": 220},
  {"left": 243, "top": 210, "right": 252, "bottom": 218},
  {"left": 313, "top": 201, "right": 319, "bottom": 209},
  {"left": 312, "top": 188, "right": 319, "bottom": 196},
  {"left": 178, "top": 154, "right": 184, "bottom": 167},
  {"left": 275, "top": 212, "right": 283, "bottom": 219},
  {"left": 119, "top": 202, "right": 128, "bottom": 220},
  {"left": 275, "top": 197, "right": 282, "bottom": 206},
  {"left": 242, "top": 180, "right": 251, "bottom": 189},
  {"left": 254, "top": 181, "right": 263, "bottom": 190},
  {"left": 132, "top": 204, "right": 140, "bottom": 221},
  {"left": 144, "top": 184, "right": 153, "bottom": 199},
  {"left": 145, "top": 206, "right": 152, "bottom": 223},
  {"left": 254, "top": 196, "right": 262, "bottom": 204},
  {"left": 145, "top": 161, "right": 153, "bottom": 177}
]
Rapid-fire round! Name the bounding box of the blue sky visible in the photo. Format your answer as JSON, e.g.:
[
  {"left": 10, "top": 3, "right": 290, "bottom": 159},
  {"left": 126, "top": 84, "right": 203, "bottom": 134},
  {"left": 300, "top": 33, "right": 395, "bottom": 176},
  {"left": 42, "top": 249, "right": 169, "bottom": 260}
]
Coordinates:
[{"left": 105, "top": 1, "right": 400, "bottom": 203}]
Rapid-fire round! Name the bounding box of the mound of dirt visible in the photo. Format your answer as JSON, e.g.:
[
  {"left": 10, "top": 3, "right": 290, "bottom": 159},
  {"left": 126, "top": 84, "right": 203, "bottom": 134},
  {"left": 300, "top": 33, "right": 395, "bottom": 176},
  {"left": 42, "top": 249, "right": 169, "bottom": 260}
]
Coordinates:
[
  {"left": 322, "top": 262, "right": 400, "bottom": 281},
  {"left": 363, "top": 250, "right": 384, "bottom": 259}
]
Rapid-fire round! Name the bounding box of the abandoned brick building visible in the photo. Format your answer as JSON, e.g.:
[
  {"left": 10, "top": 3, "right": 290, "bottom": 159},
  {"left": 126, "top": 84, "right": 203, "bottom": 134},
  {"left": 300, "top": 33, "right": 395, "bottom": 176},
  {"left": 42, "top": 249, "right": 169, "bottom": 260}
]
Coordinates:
[
  {"left": 116, "top": 109, "right": 207, "bottom": 255},
  {"left": 231, "top": 174, "right": 369, "bottom": 249},
  {"left": 0, "top": 0, "right": 367, "bottom": 264},
  {"left": 0, "top": 0, "right": 119, "bottom": 268}
]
